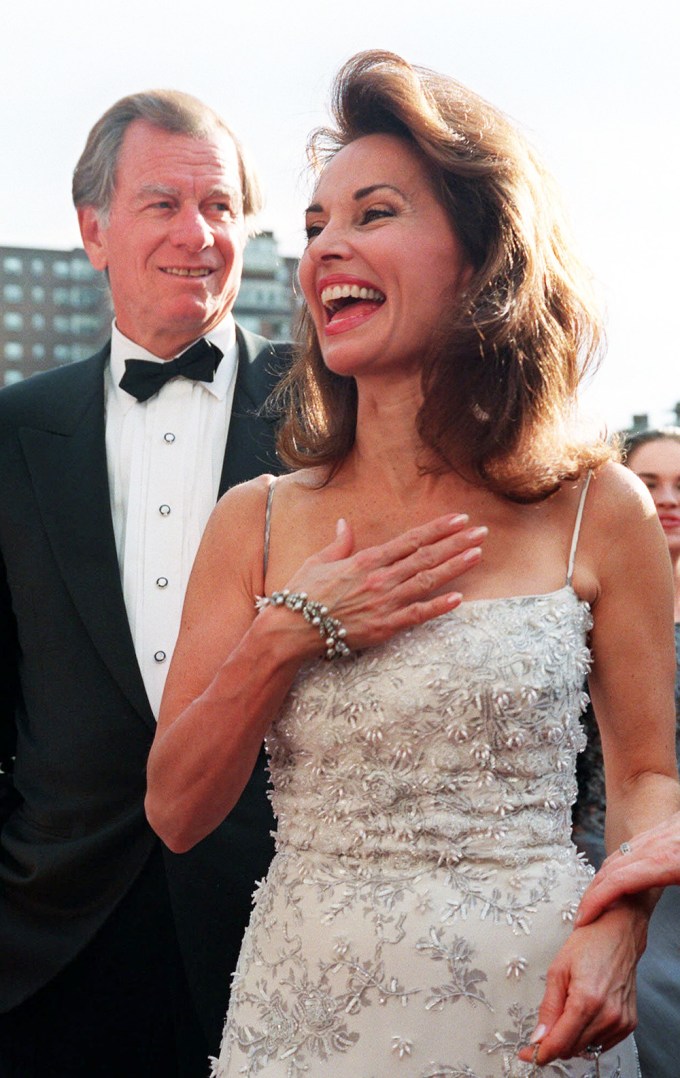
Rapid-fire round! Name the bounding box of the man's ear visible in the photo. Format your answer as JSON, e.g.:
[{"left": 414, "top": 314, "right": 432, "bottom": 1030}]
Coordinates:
[{"left": 77, "top": 206, "right": 109, "bottom": 272}]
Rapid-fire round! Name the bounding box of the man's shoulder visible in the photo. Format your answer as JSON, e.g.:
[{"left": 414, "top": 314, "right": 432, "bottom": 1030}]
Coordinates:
[
  {"left": 236, "top": 324, "right": 293, "bottom": 368},
  {"left": 235, "top": 325, "right": 292, "bottom": 403},
  {"left": 0, "top": 345, "right": 109, "bottom": 428}
]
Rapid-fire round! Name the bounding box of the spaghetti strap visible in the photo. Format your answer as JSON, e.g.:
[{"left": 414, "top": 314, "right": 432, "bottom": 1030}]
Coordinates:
[
  {"left": 566, "top": 471, "right": 592, "bottom": 585},
  {"left": 262, "top": 477, "right": 277, "bottom": 583}
]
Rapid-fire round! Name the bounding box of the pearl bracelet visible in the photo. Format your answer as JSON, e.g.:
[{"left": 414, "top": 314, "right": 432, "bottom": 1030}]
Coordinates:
[{"left": 255, "top": 590, "right": 351, "bottom": 661}]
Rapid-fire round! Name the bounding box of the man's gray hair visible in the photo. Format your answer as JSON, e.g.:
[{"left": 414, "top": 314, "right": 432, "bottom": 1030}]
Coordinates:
[{"left": 72, "top": 89, "right": 262, "bottom": 223}]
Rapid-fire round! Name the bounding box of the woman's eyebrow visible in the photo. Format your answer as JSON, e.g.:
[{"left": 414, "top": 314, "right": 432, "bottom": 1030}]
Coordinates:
[
  {"left": 305, "top": 183, "right": 405, "bottom": 215},
  {"left": 353, "top": 183, "right": 404, "bottom": 200}
]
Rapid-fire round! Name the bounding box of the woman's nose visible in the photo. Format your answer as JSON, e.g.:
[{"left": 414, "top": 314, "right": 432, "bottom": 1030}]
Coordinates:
[
  {"left": 309, "top": 222, "right": 353, "bottom": 263},
  {"left": 655, "top": 482, "right": 680, "bottom": 506}
]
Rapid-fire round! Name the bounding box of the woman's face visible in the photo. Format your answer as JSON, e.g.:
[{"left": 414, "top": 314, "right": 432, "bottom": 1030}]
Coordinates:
[
  {"left": 298, "top": 133, "right": 471, "bottom": 382},
  {"left": 628, "top": 438, "right": 680, "bottom": 557}
]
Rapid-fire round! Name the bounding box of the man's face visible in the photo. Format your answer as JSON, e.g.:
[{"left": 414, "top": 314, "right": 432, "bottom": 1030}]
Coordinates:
[{"left": 79, "top": 119, "right": 247, "bottom": 357}]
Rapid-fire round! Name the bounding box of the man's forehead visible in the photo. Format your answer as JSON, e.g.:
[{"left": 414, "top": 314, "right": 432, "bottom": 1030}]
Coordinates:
[
  {"left": 116, "top": 122, "right": 243, "bottom": 194},
  {"left": 120, "top": 120, "right": 239, "bottom": 170}
]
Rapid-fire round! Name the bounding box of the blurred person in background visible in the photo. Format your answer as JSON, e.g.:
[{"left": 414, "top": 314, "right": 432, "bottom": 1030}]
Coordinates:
[{"left": 574, "top": 426, "right": 680, "bottom": 1076}]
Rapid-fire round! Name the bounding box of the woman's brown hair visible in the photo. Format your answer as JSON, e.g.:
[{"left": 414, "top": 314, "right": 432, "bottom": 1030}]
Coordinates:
[{"left": 275, "top": 50, "right": 614, "bottom": 500}]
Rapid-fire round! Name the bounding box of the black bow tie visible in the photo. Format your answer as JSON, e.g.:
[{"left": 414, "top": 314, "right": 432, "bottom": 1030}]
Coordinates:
[{"left": 119, "top": 339, "right": 223, "bottom": 402}]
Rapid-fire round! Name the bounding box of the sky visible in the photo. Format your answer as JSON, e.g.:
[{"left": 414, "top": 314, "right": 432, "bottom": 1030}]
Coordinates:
[{"left": 2, "top": 0, "right": 678, "bottom": 431}]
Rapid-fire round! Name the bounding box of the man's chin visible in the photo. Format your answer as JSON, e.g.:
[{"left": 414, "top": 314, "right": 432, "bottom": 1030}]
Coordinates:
[{"left": 165, "top": 296, "right": 230, "bottom": 329}]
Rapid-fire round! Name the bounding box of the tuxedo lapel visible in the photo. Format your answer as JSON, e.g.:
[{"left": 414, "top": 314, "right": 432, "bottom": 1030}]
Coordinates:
[
  {"left": 18, "top": 347, "right": 154, "bottom": 728},
  {"left": 218, "top": 326, "right": 286, "bottom": 497}
]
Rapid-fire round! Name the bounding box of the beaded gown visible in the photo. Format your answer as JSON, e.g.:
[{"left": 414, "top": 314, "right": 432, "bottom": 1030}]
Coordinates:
[{"left": 213, "top": 481, "right": 639, "bottom": 1077}]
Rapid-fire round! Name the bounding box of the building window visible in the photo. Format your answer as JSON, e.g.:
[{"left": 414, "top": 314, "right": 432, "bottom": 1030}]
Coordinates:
[
  {"left": 3, "top": 312, "right": 23, "bottom": 330},
  {"left": 31, "top": 258, "right": 45, "bottom": 275},
  {"left": 52, "top": 286, "right": 101, "bottom": 309},
  {"left": 31, "top": 285, "right": 45, "bottom": 302},
  {"left": 32, "top": 344, "right": 46, "bottom": 359},
  {"left": 2, "top": 256, "right": 22, "bottom": 274},
  {"left": 243, "top": 235, "right": 278, "bottom": 272},
  {"left": 70, "top": 344, "right": 92, "bottom": 361},
  {"left": 52, "top": 260, "right": 70, "bottom": 278},
  {"left": 4, "top": 342, "right": 23, "bottom": 359},
  {"left": 32, "top": 313, "right": 46, "bottom": 330},
  {"left": 4, "top": 370, "right": 23, "bottom": 386},
  {"left": 2, "top": 284, "right": 23, "bottom": 302},
  {"left": 72, "top": 286, "right": 99, "bottom": 309},
  {"left": 53, "top": 314, "right": 101, "bottom": 335},
  {"left": 70, "top": 259, "right": 96, "bottom": 280},
  {"left": 53, "top": 343, "right": 91, "bottom": 363},
  {"left": 70, "top": 314, "right": 102, "bottom": 334}
]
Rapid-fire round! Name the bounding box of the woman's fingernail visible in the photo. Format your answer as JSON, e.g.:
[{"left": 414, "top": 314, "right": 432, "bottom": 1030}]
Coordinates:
[
  {"left": 449, "top": 514, "right": 469, "bottom": 526},
  {"left": 336, "top": 517, "right": 346, "bottom": 535},
  {"left": 530, "top": 1024, "right": 548, "bottom": 1044},
  {"left": 462, "top": 546, "right": 482, "bottom": 563},
  {"left": 468, "top": 525, "right": 488, "bottom": 540},
  {"left": 446, "top": 592, "right": 463, "bottom": 606}
]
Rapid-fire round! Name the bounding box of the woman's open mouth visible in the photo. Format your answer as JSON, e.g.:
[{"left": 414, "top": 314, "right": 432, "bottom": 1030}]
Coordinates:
[{"left": 319, "top": 281, "right": 385, "bottom": 333}]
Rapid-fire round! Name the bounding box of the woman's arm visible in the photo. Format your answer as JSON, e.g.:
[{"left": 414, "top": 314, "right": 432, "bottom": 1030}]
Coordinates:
[
  {"left": 520, "top": 464, "right": 680, "bottom": 1066},
  {"left": 577, "top": 812, "right": 680, "bottom": 925},
  {"left": 145, "top": 477, "right": 486, "bottom": 852}
]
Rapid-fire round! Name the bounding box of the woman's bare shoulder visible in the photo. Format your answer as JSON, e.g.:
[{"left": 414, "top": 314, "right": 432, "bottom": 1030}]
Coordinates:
[
  {"left": 212, "top": 473, "right": 275, "bottom": 515},
  {"left": 211, "top": 468, "right": 326, "bottom": 518},
  {"left": 586, "top": 461, "right": 656, "bottom": 525},
  {"left": 193, "top": 476, "right": 275, "bottom": 582},
  {"left": 581, "top": 462, "right": 669, "bottom": 606},
  {"left": 203, "top": 469, "right": 327, "bottom": 565}
]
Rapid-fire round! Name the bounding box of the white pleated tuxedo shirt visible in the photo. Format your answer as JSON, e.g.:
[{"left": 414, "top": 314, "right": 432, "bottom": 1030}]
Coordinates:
[{"left": 105, "top": 317, "right": 238, "bottom": 718}]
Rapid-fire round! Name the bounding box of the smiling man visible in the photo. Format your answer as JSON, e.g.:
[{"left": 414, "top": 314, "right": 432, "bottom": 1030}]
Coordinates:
[{"left": 0, "top": 91, "right": 288, "bottom": 1077}]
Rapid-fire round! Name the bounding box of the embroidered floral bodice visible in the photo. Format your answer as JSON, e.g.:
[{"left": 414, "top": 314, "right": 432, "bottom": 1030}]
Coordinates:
[
  {"left": 214, "top": 581, "right": 639, "bottom": 1076},
  {"left": 269, "top": 587, "right": 590, "bottom": 873}
]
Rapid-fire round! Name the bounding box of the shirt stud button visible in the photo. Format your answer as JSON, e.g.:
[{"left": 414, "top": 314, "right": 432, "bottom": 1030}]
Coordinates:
[
  {"left": 156, "top": 577, "right": 169, "bottom": 588},
  {"left": 159, "top": 504, "right": 171, "bottom": 516},
  {"left": 154, "top": 651, "right": 167, "bottom": 663},
  {"left": 164, "top": 432, "right": 176, "bottom": 443}
]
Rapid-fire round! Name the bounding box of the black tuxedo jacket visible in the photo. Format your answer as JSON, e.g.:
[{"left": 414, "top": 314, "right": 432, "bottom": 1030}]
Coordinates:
[{"left": 0, "top": 327, "right": 288, "bottom": 1044}]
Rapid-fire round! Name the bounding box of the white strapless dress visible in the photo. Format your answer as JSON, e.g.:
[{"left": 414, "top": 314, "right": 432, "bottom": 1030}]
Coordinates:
[{"left": 213, "top": 586, "right": 639, "bottom": 1077}]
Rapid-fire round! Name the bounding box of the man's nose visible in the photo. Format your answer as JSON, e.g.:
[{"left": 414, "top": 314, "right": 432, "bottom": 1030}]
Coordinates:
[{"left": 169, "top": 204, "right": 213, "bottom": 249}]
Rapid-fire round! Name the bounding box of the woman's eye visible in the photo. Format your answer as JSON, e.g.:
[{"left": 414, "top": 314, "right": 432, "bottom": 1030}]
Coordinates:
[
  {"left": 362, "top": 207, "right": 394, "bottom": 224},
  {"left": 305, "top": 223, "right": 324, "bottom": 241}
]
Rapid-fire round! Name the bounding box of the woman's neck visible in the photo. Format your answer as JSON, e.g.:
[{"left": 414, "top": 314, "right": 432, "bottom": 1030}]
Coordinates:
[{"left": 349, "top": 383, "right": 447, "bottom": 502}]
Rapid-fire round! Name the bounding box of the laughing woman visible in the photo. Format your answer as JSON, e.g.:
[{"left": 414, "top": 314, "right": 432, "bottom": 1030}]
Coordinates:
[{"left": 146, "top": 52, "right": 679, "bottom": 1077}]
